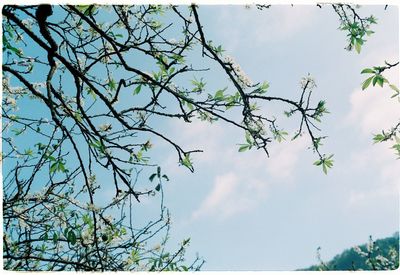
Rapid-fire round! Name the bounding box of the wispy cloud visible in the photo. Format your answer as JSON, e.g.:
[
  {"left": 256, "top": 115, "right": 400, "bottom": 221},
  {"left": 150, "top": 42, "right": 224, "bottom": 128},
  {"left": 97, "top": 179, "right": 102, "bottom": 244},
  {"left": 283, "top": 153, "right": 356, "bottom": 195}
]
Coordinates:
[
  {"left": 190, "top": 135, "right": 309, "bottom": 220},
  {"left": 191, "top": 172, "right": 267, "bottom": 220},
  {"left": 265, "top": 135, "right": 309, "bottom": 180},
  {"left": 344, "top": 49, "right": 399, "bottom": 206},
  {"left": 346, "top": 140, "right": 400, "bottom": 206},
  {"left": 346, "top": 66, "right": 399, "bottom": 136}
]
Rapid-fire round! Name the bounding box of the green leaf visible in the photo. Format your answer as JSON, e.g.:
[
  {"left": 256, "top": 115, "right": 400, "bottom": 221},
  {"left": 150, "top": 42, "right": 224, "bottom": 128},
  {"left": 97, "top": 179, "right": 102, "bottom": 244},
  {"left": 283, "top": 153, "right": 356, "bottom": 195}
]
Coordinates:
[
  {"left": 356, "top": 38, "right": 364, "bottom": 46},
  {"left": 52, "top": 232, "right": 58, "bottom": 244},
  {"left": 373, "top": 133, "right": 385, "bottom": 143},
  {"left": 361, "top": 68, "right": 375, "bottom": 74},
  {"left": 362, "top": 76, "right": 374, "bottom": 90},
  {"left": 354, "top": 41, "right": 361, "bottom": 54},
  {"left": 64, "top": 228, "right": 69, "bottom": 237},
  {"left": 50, "top": 162, "right": 58, "bottom": 174},
  {"left": 180, "top": 154, "right": 193, "bottom": 170},
  {"left": 275, "top": 130, "right": 288, "bottom": 142},
  {"left": 372, "top": 76, "right": 378, "bottom": 86},
  {"left": 162, "top": 174, "right": 169, "bottom": 181},
  {"left": 133, "top": 84, "right": 142, "bottom": 95},
  {"left": 12, "top": 128, "right": 25, "bottom": 136},
  {"left": 322, "top": 163, "right": 328, "bottom": 174},
  {"left": 155, "top": 183, "right": 161, "bottom": 192},
  {"left": 149, "top": 173, "right": 157, "bottom": 182},
  {"left": 238, "top": 144, "right": 250, "bottom": 152},
  {"left": 76, "top": 5, "right": 91, "bottom": 12},
  {"left": 68, "top": 230, "right": 77, "bottom": 245},
  {"left": 24, "top": 149, "right": 33, "bottom": 156},
  {"left": 82, "top": 214, "right": 91, "bottom": 225},
  {"left": 259, "top": 81, "right": 270, "bottom": 93},
  {"left": 75, "top": 5, "right": 97, "bottom": 16},
  {"left": 108, "top": 78, "right": 117, "bottom": 91},
  {"left": 376, "top": 76, "right": 385, "bottom": 87},
  {"left": 389, "top": 84, "right": 399, "bottom": 93},
  {"left": 313, "top": 159, "right": 322, "bottom": 166},
  {"left": 366, "top": 30, "right": 374, "bottom": 36},
  {"left": 245, "top": 131, "right": 252, "bottom": 144},
  {"left": 187, "top": 102, "right": 194, "bottom": 111},
  {"left": 58, "top": 162, "right": 66, "bottom": 173},
  {"left": 214, "top": 89, "right": 225, "bottom": 100}
]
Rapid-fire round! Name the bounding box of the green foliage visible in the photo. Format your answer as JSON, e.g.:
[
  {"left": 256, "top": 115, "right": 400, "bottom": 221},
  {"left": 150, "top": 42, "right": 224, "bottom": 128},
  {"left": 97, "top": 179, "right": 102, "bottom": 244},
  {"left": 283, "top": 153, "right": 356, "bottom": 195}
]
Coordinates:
[
  {"left": 272, "top": 129, "right": 288, "bottom": 143},
  {"left": 360, "top": 61, "right": 400, "bottom": 158},
  {"left": 336, "top": 6, "right": 377, "bottom": 54},
  {"left": 361, "top": 66, "right": 389, "bottom": 90},
  {"left": 313, "top": 154, "right": 334, "bottom": 174},
  {"left": 149, "top": 166, "right": 169, "bottom": 192},
  {"left": 301, "top": 233, "right": 399, "bottom": 271},
  {"left": 373, "top": 126, "right": 400, "bottom": 158},
  {"left": 180, "top": 153, "right": 194, "bottom": 171},
  {"left": 238, "top": 131, "right": 254, "bottom": 152},
  {"left": 312, "top": 100, "right": 329, "bottom": 122}
]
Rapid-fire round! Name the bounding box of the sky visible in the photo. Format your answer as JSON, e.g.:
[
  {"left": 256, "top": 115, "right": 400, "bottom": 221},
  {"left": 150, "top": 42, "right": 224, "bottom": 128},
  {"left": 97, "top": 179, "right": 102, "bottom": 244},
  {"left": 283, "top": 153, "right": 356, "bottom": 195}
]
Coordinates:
[
  {"left": 147, "top": 4, "right": 399, "bottom": 270},
  {"left": 2, "top": 2, "right": 399, "bottom": 272}
]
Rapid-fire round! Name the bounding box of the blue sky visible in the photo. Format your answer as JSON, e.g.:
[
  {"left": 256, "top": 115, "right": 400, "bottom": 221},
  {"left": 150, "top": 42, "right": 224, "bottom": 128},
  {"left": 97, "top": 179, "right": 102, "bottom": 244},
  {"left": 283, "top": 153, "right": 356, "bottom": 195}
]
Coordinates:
[
  {"left": 2, "top": 3, "right": 399, "bottom": 271},
  {"left": 144, "top": 4, "right": 399, "bottom": 270}
]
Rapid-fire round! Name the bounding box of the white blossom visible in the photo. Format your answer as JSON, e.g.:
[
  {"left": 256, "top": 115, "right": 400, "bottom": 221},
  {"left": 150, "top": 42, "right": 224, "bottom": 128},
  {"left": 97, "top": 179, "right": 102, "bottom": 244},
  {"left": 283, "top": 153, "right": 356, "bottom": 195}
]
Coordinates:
[
  {"left": 300, "top": 75, "right": 317, "bottom": 90},
  {"left": 168, "top": 38, "right": 177, "bottom": 45},
  {"left": 224, "top": 55, "right": 253, "bottom": 88}
]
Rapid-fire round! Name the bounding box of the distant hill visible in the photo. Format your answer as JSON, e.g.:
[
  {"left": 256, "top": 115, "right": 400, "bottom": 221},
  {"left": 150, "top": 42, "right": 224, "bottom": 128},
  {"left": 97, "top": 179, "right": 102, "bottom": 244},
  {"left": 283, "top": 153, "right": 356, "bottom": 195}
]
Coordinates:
[{"left": 299, "top": 233, "right": 399, "bottom": 271}]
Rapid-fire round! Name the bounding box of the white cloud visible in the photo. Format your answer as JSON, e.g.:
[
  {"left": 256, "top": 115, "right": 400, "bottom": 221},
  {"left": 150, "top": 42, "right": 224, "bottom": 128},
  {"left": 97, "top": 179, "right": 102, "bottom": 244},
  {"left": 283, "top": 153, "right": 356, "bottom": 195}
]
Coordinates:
[
  {"left": 347, "top": 141, "right": 400, "bottom": 206},
  {"left": 342, "top": 45, "right": 399, "bottom": 206},
  {"left": 347, "top": 90, "right": 399, "bottom": 135},
  {"left": 160, "top": 119, "right": 226, "bottom": 178},
  {"left": 166, "top": 119, "right": 224, "bottom": 163},
  {"left": 265, "top": 135, "right": 309, "bottom": 180},
  {"left": 191, "top": 172, "right": 267, "bottom": 220},
  {"left": 190, "top": 135, "right": 310, "bottom": 220},
  {"left": 346, "top": 65, "right": 399, "bottom": 136}
]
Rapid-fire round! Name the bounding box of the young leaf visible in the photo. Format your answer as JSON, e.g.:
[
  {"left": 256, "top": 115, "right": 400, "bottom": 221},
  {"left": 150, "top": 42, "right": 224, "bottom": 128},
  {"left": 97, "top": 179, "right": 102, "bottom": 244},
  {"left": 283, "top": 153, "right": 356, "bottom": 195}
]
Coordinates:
[
  {"left": 149, "top": 173, "right": 157, "bottom": 182},
  {"left": 361, "top": 68, "right": 375, "bottom": 74},
  {"left": 373, "top": 133, "right": 385, "bottom": 143},
  {"left": 389, "top": 84, "right": 399, "bottom": 93},
  {"left": 50, "top": 162, "right": 58, "bottom": 174},
  {"left": 68, "top": 230, "right": 77, "bottom": 245},
  {"left": 322, "top": 163, "right": 328, "bottom": 174},
  {"left": 362, "top": 76, "right": 374, "bottom": 90},
  {"left": 313, "top": 159, "right": 322, "bottom": 166},
  {"left": 354, "top": 41, "right": 362, "bottom": 54},
  {"left": 108, "top": 78, "right": 117, "bottom": 91},
  {"left": 372, "top": 76, "right": 378, "bottom": 86},
  {"left": 238, "top": 144, "right": 250, "bottom": 152},
  {"left": 52, "top": 232, "right": 58, "bottom": 244},
  {"left": 133, "top": 84, "right": 142, "bottom": 95},
  {"left": 214, "top": 89, "right": 225, "bottom": 100},
  {"left": 376, "top": 76, "right": 385, "bottom": 87}
]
